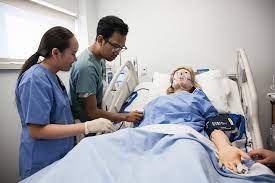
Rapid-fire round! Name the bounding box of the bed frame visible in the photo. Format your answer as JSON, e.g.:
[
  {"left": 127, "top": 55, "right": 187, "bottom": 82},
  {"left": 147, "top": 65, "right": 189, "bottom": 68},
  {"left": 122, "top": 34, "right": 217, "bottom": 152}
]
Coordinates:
[
  {"left": 101, "top": 61, "right": 139, "bottom": 113},
  {"left": 236, "top": 49, "right": 263, "bottom": 148},
  {"left": 102, "top": 48, "right": 263, "bottom": 149}
]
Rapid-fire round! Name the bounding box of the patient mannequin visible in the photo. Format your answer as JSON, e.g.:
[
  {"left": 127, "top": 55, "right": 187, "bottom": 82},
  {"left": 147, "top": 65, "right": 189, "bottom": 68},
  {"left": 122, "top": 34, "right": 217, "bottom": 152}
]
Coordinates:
[{"left": 166, "top": 67, "right": 251, "bottom": 173}]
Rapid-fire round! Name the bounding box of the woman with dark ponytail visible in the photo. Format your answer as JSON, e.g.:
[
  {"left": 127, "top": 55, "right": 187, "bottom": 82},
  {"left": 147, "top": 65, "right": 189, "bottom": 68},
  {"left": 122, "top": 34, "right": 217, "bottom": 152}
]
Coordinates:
[{"left": 15, "top": 26, "right": 115, "bottom": 180}]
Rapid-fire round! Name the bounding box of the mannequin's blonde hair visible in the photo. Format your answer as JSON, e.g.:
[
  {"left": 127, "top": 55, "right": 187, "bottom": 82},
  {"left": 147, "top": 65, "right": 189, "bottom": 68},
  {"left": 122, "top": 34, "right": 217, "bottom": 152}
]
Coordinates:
[{"left": 166, "top": 66, "right": 200, "bottom": 94}]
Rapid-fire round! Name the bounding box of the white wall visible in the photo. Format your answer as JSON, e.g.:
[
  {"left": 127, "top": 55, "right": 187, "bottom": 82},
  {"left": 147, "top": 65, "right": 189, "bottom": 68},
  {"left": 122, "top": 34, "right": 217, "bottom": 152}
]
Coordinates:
[
  {"left": 40, "top": 0, "right": 78, "bottom": 14},
  {"left": 86, "top": 0, "right": 98, "bottom": 44},
  {"left": 95, "top": 0, "right": 274, "bottom": 146},
  {"left": 0, "top": 71, "right": 21, "bottom": 182},
  {"left": 75, "top": 0, "right": 98, "bottom": 52}
]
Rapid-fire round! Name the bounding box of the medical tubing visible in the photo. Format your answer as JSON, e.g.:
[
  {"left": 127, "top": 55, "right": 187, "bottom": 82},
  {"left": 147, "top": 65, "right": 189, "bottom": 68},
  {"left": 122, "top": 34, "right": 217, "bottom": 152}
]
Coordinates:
[
  {"left": 119, "top": 88, "right": 149, "bottom": 113},
  {"left": 117, "top": 122, "right": 124, "bottom": 130},
  {"left": 178, "top": 77, "right": 192, "bottom": 91},
  {"left": 179, "top": 81, "right": 185, "bottom": 90}
]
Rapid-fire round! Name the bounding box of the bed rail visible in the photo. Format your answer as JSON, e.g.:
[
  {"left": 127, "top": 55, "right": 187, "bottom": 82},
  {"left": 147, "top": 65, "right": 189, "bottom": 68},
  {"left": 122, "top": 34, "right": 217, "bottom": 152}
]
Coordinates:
[
  {"left": 236, "top": 48, "right": 263, "bottom": 148},
  {"left": 102, "top": 61, "right": 139, "bottom": 113}
]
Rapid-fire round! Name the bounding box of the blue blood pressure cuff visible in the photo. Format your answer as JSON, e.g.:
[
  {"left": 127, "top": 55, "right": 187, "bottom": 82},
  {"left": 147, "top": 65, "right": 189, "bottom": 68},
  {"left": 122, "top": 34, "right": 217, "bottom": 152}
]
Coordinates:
[{"left": 205, "top": 114, "right": 246, "bottom": 142}]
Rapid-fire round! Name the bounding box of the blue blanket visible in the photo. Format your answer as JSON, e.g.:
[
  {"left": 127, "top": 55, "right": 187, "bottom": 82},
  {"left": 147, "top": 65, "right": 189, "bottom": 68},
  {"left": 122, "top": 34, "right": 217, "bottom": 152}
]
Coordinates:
[
  {"left": 22, "top": 127, "right": 274, "bottom": 183},
  {"left": 22, "top": 89, "right": 274, "bottom": 182}
]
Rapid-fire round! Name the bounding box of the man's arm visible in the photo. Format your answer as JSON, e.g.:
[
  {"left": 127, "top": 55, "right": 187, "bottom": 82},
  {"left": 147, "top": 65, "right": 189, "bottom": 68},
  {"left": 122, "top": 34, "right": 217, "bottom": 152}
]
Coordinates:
[{"left": 83, "top": 94, "right": 143, "bottom": 122}]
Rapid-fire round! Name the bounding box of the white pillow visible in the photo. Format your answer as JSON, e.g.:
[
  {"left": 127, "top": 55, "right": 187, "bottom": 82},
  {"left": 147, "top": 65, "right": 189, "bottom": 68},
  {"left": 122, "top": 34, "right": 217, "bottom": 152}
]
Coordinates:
[
  {"left": 224, "top": 78, "right": 244, "bottom": 116},
  {"left": 134, "top": 81, "right": 153, "bottom": 91},
  {"left": 152, "top": 72, "right": 171, "bottom": 95},
  {"left": 196, "top": 70, "right": 230, "bottom": 113},
  {"left": 222, "top": 78, "right": 231, "bottom": 98}
]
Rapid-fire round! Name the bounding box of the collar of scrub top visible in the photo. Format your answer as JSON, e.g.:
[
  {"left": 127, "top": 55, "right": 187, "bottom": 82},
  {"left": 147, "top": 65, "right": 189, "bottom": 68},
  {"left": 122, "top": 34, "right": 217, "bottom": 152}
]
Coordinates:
[{"left": 56, "top": 75, "right": 66, "bottom": 91}]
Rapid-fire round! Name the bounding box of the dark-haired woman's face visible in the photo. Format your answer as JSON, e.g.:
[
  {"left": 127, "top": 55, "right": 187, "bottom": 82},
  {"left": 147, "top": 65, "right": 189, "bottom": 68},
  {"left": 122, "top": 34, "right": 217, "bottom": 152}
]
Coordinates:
[{"left": 59, "top": 36, "right": 78, "bottom": 71}]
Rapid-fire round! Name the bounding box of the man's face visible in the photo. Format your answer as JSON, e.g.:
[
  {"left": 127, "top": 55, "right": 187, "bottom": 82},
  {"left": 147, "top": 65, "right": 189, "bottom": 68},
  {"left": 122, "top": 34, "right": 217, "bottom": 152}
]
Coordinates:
[{"left": 100, "top": 32, "right": 127, "bottom": 61}]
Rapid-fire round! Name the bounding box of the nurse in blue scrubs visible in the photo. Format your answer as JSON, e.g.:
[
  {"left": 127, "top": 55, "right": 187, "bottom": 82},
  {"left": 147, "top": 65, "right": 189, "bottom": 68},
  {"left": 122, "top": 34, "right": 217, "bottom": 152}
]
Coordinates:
[{"left": 15, "top": 26, "right": 115, "bottom": 179}]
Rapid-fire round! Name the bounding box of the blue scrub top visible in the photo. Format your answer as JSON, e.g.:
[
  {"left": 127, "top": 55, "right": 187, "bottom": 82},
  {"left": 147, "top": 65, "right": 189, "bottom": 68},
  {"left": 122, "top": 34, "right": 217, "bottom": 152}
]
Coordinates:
[{"left": 15, "top": 64, "right": 74, "bottom": 179}]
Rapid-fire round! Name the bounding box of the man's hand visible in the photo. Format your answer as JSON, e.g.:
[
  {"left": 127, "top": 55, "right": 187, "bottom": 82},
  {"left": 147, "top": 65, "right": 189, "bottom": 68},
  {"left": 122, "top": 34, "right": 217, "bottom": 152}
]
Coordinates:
[
  {"left": 248, "top": 148, "right": 275, "bottom": 165},
  {"left": 123, "top": 111, "right": 143, "bottom": 122}
]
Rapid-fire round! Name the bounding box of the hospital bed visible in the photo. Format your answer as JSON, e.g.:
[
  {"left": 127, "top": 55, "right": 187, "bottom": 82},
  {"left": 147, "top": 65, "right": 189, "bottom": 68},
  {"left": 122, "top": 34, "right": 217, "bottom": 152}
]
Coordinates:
[
  {"left": 22, "top": 49, "right": 275, "bottom": 183},
  {"left": 102, "top": 48, "right": 263, "bottom": 149}
]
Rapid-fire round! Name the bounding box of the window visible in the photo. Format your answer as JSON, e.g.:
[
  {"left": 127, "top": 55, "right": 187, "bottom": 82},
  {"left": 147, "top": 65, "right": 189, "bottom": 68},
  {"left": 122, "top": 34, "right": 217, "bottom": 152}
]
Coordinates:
[{"left": 0, "top": 1, "right": 77, "bottom": 59}]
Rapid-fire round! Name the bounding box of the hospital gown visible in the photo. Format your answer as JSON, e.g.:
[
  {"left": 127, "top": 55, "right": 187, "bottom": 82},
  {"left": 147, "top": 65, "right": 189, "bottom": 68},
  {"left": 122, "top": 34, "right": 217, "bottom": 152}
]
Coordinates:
[{"left": 139, "top": 88, "right": 218, "bottom": 135}]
